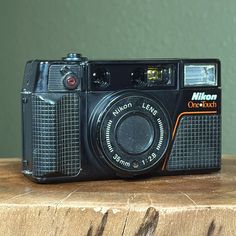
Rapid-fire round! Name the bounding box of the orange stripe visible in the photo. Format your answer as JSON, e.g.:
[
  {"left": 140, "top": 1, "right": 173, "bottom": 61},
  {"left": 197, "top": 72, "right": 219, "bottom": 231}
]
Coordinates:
[{"left": 161, "top": 111, "right": 217, "bottom": 170}]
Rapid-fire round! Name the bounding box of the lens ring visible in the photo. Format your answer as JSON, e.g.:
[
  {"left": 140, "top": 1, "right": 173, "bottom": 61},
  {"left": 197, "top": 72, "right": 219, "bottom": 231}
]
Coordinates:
[{"left": 91, "top": 92, "right": 171, "bottom": 176}]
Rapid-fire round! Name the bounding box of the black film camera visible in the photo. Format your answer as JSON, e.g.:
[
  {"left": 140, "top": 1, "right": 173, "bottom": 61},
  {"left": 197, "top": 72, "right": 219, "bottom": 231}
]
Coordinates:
[{"left": 21, "top": 53, "right": 221, "bottom": 183}]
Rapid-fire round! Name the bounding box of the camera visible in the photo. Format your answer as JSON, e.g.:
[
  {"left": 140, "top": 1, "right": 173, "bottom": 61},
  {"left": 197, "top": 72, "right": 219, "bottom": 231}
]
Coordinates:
[{"left": 21, "top": 53, "right": 221, "bottom": 183}]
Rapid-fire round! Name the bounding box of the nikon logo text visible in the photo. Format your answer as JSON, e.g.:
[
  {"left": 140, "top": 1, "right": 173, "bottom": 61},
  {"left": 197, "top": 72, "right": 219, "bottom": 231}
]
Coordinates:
[
  {"left": 191, "top": 92, "right": 217, "bottom": 101},
  {"left": 112, "top": 103, "right": 132, "bottom": 116}
]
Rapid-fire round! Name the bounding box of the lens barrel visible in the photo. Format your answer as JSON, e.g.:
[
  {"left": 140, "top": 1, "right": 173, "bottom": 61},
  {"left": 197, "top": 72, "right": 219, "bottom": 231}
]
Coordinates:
[{"left": 90, "top": 92, "right": 171, "bottom": 176}]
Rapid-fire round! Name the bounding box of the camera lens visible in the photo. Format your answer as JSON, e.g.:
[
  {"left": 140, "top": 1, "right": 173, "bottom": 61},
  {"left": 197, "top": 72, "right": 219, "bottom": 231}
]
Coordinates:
[
  {"left": 91, "top": 92, "right": 170, "bottom": 176},
  {"left": 116, "top": 115, "right": 154, "bottom": 155},
  {"left": 92, "top": 67, "right": 110, "bottom": 88}
]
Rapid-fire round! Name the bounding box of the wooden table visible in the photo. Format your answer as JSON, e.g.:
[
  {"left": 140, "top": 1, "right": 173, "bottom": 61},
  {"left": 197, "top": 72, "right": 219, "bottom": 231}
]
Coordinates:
[{"left": 0, "top": 155, "right": 235, "bottom": 236}]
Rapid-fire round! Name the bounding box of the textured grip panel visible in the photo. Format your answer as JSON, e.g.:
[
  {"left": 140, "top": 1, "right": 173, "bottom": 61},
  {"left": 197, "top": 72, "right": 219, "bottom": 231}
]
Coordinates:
[
  {"left": 167, "top": 115, "right": 221, "bottom": 170},
  {"left": 32, "top": 93, "right": 80, "bottom": 177}
]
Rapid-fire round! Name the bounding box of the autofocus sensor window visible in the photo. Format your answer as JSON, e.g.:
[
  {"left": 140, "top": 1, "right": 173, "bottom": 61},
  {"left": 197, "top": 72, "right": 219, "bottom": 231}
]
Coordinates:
[
  {"left": 92, "top": 67, "right": 110, "bottom": 88},
  {"left": 131, "top": 65, "right": 175, "bottom": 87},
  {"left": 131, "top": 68, "right": 146, "bottom": 87}
]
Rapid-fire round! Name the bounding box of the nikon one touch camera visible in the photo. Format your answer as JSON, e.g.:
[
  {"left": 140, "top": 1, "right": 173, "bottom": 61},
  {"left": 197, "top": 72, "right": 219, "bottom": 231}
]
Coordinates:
[{"left": 21, "top": 53, "right": 221, "bottom": 183}]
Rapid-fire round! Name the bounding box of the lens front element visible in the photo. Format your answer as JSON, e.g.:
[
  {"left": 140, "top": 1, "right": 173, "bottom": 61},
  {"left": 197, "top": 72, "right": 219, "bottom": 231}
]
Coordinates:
[
  {"left": 95, "top": 93, "right": 170, "bottom": 175},
  {"left": 116, "top": 114, "right": 154, "bottom": 155}
]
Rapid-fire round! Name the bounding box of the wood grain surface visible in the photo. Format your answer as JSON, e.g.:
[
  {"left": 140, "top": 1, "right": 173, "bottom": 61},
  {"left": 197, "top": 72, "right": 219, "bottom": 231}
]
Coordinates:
[{"left": 0, "top": 155, "right": 235, "bottom": 236}]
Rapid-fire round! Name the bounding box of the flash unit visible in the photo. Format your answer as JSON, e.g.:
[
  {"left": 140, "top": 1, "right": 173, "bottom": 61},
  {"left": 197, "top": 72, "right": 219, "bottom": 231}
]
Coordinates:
[{"left": 184, "top": 64, "right": 217, "bottom": 86}]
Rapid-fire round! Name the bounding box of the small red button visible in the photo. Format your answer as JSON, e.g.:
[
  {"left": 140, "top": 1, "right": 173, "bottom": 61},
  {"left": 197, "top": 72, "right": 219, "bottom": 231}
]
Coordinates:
[
  {"left": 64, "top": 75, "right": 78, "bottom": 89},
  {"left": 67, "top": 76, "right": 77, "bottom": 86}
]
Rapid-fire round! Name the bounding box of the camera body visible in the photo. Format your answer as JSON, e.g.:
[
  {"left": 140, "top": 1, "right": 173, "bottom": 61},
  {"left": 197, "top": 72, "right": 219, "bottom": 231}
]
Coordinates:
[{"left": 21, "top": 53, "right": 221, "bottom": 183}]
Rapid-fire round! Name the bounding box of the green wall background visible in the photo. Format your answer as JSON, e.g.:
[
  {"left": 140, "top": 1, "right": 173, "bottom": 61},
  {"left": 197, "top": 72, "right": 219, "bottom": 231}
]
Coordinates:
[{"left": 0, "top": 0, "right": 235, "bottom": 157}]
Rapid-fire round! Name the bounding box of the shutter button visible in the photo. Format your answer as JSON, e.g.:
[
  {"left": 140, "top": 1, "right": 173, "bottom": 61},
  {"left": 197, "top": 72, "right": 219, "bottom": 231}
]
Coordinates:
[{"left": 62, "top": 53, "right": 87, "bottom": 62}]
